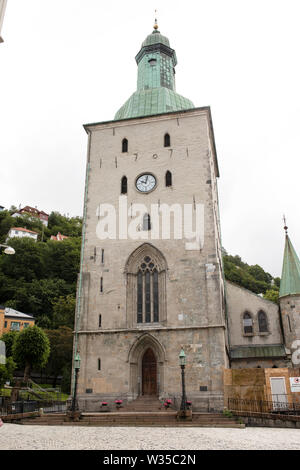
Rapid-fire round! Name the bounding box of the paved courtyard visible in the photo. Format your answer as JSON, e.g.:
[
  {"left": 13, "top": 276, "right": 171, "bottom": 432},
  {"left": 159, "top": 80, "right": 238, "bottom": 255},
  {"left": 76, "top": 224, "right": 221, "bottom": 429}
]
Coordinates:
[{"left": 0, "top": 424, "right": 300, "bottom": 450}]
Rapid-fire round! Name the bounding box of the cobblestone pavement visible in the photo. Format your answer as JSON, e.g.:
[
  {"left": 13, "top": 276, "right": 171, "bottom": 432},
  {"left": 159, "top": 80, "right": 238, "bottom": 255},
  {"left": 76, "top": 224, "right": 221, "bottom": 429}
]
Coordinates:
[{"left": 1, "top": 424, "right": 300, "bottom": 450}]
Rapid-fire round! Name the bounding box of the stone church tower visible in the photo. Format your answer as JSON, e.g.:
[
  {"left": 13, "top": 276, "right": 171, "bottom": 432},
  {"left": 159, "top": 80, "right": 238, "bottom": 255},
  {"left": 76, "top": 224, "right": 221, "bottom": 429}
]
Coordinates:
[
  {"left": 279, "top": 225, "right": 300, "bottom": 363},
  {"left": 74, "top": 24, "right": 229, "bottom": 412}
]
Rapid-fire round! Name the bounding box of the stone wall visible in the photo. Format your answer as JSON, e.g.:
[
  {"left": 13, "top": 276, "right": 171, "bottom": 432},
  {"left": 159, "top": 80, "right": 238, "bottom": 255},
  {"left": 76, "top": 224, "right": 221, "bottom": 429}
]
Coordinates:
[
  {"left": 280, "top": 295, "right": 300, "bottom": 354},
  {"left": 226, "top": 281, "right": 283, "bottom": 348}
]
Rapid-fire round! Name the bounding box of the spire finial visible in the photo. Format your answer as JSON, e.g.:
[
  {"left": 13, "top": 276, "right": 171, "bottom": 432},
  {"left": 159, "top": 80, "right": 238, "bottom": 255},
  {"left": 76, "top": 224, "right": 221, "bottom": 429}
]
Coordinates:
[
  {"left": 153, "top": 9, "right": 159, "bottom": 30},
  {"left": 283, "top": 214, "right": 288, "bottom": 235}
]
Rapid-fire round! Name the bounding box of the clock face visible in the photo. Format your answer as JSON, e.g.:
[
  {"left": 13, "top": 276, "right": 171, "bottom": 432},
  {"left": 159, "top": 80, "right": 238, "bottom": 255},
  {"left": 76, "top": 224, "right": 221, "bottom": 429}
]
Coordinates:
[{"left": 136, "top": 174, "right": 157, "bottom": 193}]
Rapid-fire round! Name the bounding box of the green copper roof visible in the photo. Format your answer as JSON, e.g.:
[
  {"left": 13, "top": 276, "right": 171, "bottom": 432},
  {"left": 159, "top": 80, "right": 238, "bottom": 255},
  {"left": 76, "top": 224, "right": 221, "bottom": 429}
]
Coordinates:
[
  {"left": 115, "top": 88, "right": 194, "bottom": 121},
  {"left": 279, "top": 234, "right": 300, "bottom": 298},
  {"left": 114, "top": 28, "right": 194, "bottom": 120},
  {"left": 142, "top": 30, "right": 170, "bottom": 48},
  {"left": 230, "top": 345, "right": 286, "bottom": 359}
]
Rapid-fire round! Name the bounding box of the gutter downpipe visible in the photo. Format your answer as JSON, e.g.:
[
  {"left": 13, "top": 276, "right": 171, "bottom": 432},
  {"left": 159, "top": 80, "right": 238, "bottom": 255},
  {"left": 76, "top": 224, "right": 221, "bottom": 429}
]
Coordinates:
[
  {"left": 71, "top": 132, "right": 91, "bottom": 397},
  {"left": 215, "top": 181, "right": 231, "bottom": 368}
]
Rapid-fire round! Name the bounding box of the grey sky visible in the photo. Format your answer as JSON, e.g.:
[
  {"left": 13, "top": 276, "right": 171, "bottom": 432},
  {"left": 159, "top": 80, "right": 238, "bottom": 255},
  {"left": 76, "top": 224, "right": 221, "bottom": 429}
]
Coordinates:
[{"left": 1, "top": 0, "right": 299, "bottom": 277}]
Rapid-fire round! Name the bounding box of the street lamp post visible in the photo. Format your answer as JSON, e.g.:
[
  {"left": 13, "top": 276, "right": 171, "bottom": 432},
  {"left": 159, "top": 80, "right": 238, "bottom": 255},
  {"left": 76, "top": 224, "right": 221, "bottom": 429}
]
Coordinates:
[
  {"left": 0, "top": 244, "right": 15, "bottom": 255},
  {"left": 71, "top": 353, "right": 81, "bottom": 414},
  {"left": 179, "top": 348, "right": 187, "bottom": 414}
]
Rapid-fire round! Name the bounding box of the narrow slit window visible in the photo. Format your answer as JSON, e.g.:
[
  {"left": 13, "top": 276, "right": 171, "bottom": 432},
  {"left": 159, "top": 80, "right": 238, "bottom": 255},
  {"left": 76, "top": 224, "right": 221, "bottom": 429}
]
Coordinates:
[
  {"left": 122, "top": 138, "right": 128, "bottom": 153},
  {"left": 101, "top": 249, "right": 104, "bottom": 264},
  {"left": 143, "top": 213, "right": 151, "bottom": 231},
  {"left": 121, "top": 176, "right": 127, "bottom": 194},
  {"left": 164, "top": 133, "right": 171, "bottom": 147},
  {"left": 100, "top": 277, "right": 103, "bottom": 293},
  {"left": 287, "top": 314, "right": 292, "bottom": 332},
  {"left": 99, "top": 314, "right": 102, "bottom": 328},
  {"left": 98, "top": 358, "right": 101, "bottom": 371},
  {"left": 165, "top": 170, "right": 172, "bottom": 187}
]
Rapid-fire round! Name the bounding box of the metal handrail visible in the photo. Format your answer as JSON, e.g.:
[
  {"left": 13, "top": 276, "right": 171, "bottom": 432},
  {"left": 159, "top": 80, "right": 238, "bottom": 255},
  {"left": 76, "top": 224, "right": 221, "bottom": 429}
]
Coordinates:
[{"left": 228, "top": 396, "right": 300, "bottom": 416}]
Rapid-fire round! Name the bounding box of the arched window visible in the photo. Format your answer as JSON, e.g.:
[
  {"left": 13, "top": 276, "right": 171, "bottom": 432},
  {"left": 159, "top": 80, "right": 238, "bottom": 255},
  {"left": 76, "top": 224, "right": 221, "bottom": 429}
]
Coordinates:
[
  {"left": 125, "top": 243, "right": 167, "bottom": 327},
  {"left": 143, "top": 213, "right": 151, "bottom": 231},
  {"left": 122, "top": 138, "right": 128, "bottom": 153},
  {"left": 165, "top": 170, "right": 172, "bottom": 187},
  {"left": 164, "top": 133, "right": 171, "bottom": 147},
  {"left": 258, "top": 310, "right": 268, "bottom": 333},
  {"left": 121, "top": 176, "right": 127, "bottom": 194},
  {"left": 243, "top": 311, "right": 253, "bottom": 334},
  {"left": 137, "top": 257, "right": 160, "bottom": 323}
]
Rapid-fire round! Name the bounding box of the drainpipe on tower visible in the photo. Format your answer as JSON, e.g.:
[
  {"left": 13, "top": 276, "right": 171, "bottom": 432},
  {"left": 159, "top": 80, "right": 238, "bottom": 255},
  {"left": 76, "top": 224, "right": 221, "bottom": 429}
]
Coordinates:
[{"left": 71, "top": 132, "right": 91, "bottom": 397}]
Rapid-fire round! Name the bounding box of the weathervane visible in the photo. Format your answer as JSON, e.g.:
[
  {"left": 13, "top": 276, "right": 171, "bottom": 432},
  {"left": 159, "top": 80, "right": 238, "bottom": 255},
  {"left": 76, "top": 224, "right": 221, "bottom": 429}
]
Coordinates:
[
  {"left": 283, "top": 214, "right": 288, "bottom": 235},
  {"left": 154, "top": 9, "right": 158, "bottom": 30}
]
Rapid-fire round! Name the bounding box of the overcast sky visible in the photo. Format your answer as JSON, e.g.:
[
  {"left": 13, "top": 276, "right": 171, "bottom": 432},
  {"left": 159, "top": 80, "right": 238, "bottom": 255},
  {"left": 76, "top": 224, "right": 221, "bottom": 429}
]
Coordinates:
[{"left": 1, "top": 0, "right": 299, "bottom": 277}]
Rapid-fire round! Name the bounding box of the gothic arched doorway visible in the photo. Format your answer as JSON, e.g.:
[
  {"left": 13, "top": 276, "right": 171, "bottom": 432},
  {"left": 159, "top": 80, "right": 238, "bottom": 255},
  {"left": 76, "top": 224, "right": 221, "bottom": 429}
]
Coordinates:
[{"left": 142, "top": 348, "right": 157, "bottom": 395}]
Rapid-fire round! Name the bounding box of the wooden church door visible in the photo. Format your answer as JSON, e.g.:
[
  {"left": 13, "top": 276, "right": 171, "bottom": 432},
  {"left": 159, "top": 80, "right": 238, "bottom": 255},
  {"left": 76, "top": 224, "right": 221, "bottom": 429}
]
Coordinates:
[{"left": 142, "top": 348, "right": 157, "bottom": 395}]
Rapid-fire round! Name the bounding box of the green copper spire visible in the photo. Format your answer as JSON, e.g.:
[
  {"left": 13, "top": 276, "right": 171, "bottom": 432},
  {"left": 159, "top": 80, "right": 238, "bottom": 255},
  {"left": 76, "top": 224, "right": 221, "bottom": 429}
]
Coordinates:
[
  {"left": 279, "top": 228, "right": 300, "bottom": 298},
  {"left": 114, "top": 25, "right": 194, "bottom": 120}
]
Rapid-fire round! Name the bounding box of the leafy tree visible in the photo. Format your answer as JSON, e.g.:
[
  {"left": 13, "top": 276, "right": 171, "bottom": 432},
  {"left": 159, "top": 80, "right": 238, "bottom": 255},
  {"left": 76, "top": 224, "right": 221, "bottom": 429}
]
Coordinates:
[
  {"left": 60, "top": 364, "right": 72, "bottom": 394},
  {"left": 274, "top": 277, "right": 281, "bottom": 289},
  {"left": 264, "top": 289, "right": 279, "bottom": 304},
  {"left": 12, "top": 326, "right": 50, "bottom": 381},
  {"left": 0, "top": 357, "right": 16, "bottom": 388},
  {"left": 223, "top": 253, "right": 280, "bottom": 297},
  {"left": 36, "top": 315, "right": 52, "bottom": 329},
  {"left": 0, "top": 237, "right": 45, "bottom": 282},
  {"left": 52, "top": 295, "right": 76, "bottom": 329},
  {"left": 0, "top": 331, "right": 19, "bottom": 358},
  {"left": 0, "top": 209, "right": 82, "bottom": 244},
  {"left": 43, "top": 238, "right": 81, "bottom": 284},
  {"left": 4, "top": 299, "right": 19, "bottom": 309},
  {"left": 44, "top": 327, "right": 73, "bottom": 387},
  {"left": 9, "top": 205, "right": 18, "bottom": 214},
  {"left": 0, "top": 210, "right": 14, "bottom": 243},
  {"left": 0, "top": 210, "right": 81, "bottom": 329},
  {"left": 48, "top": 212, "right": 82, "bottom": 238},
  {"left": 247, "top": 264, "right": 272, "bottom": 284}
]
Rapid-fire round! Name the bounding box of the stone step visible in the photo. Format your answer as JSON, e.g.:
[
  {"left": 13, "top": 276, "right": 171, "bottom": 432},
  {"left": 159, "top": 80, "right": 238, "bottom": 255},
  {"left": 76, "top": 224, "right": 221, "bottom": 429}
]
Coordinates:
[
  {"left": 20, "top": 421, "right": 244, "bottom": 428},
  {"left": 20, "top": 412, "right": 241, "bottom": 428},
  {"left": 119, "top": 396, "right": 175, "bottom": 413}
]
